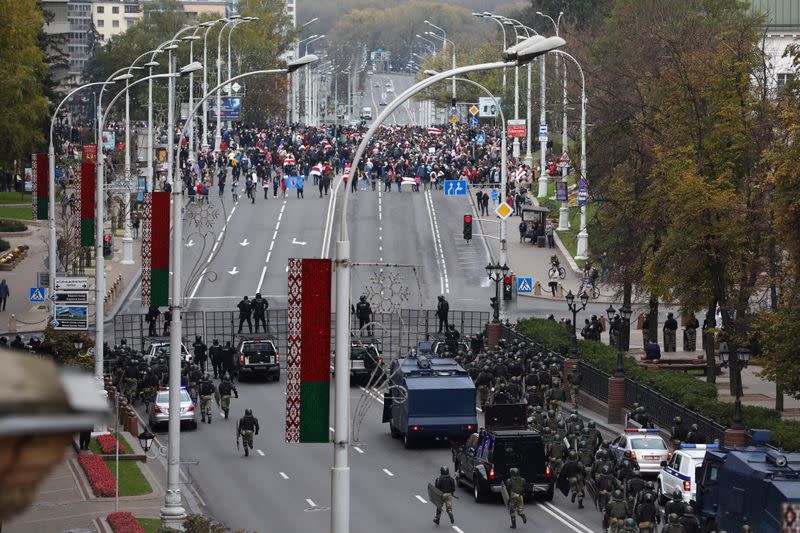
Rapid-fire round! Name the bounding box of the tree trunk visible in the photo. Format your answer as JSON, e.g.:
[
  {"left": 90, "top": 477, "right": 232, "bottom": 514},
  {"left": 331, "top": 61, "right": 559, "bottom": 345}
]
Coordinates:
[
  {"left": 648, "top": 296, "right": 659, "bottom": 347},
  {"left": 622, "top": 282, "right": 632, "bottom": 351},
  {"left": 705, "top": 299, "right": 717, "bottom": 384}
]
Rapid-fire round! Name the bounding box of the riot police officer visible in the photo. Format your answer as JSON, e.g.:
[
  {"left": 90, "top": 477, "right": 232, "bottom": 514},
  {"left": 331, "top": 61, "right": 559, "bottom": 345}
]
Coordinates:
[
  {"left": 596, "top": 465, "right": 621, "bottom": 513},
  {"left": 561, "top": 450, "right": 585, "bottom": 508},
  {"left": 505, "top": 467, "right": 527, "bottom": 529},
  {"left": 237, "top": 408, "right": 260, "bottom": 456},
  {"left": 663, "top": 513, "right": 685, "bottom": 533},
  {"left": 664, "top": 489, "right": 686, "bottom": 520},
  {"left": 252, "top": 293, "right": 268, "bottom": 333},
  {"left": 209, "top": 339, "right": 223, "bottom": 378},
  {"left": 218, "top": 375, "right": 238, "bottom": 419},
  {"left": 193, "top": 336, "right": 207, "bottom": 372},
  {"left": 197, "top": 374, "right": 216, "bottom": 424},
  {"left": 222, "top": 341, "right": 237, "bottom": 381},
  {"left": 237, "top": 296, "right": 253, "bottom": 333},
  {"left": 476, "top": 366, "right": 492, "bottom": 409},
  {"left": 664, "top": 312, "right": 678, "bottom": 352},
  {"left": 355, "top": 295, "right": 373, "bottom": 336},
  {"left": 679, "top": 505, "right": 701, "bottom": 533},
  {"left": 634, "top": 490, "right": 659, "bottom": 533},
  {"left": 671, "top": 416, "right": 688, "bottom": 447},
  {"left": 604, "top": 489, "right": 629, "bottom": 533},
  {"left": 436, "top": 295, "right": 449, "bottom": 333},
  {"left": 432, "top": 466, "right": 456, "bottom": 525}
]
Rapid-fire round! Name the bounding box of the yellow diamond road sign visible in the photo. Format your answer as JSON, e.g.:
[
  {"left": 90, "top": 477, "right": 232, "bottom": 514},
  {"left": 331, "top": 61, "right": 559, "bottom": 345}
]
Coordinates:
[
  {"left": 495, "top": 202, "right": 513, "bottom": 220},
  {"left": 469, "top": 105, "right": 479, "bottom": 116},
  {"left": 449, "top": 115, "right": 459, "bottom": 124}
]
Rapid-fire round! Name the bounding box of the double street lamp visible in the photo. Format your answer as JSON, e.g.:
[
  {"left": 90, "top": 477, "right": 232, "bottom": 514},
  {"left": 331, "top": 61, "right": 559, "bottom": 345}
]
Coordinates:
[
  {"left": 606, "top": 304, "right": 632, "bottom": 376},
  {"left": 485, "top": 262, "right": 509, "bottom": 323},
  {"left": 565, "top": 289, "right": 589, "bottom": 359},
  {"left": 720, "top": 346, "right": 750, "bottom": 430}
]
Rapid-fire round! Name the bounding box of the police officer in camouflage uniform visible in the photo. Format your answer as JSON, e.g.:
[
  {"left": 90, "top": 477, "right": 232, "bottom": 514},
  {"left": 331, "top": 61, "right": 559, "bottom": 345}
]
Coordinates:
[
  {"left": 633, "top": 491, "right": 659, "bottom": 533},
  {"left": 567, "top": 366, "right": 582, "bottom": 409},
  {"left": 561, "top": 450, "right": 586, "bottom": 509},
  {"left": 432, "top": 466, "right": 456, "bottom": 525},
  {"left": 664, "top": 489, "right": 686, "bottom": 520},
  {"left": 237, "top": 408, "right": 260, "bottom": 456},
  {"left": 595, "top": 465, "right": 621, "bottom": 514},
  {"left": 505, "top": 467, "right": 527, "bottom": 529},
  {"left": 548, "top": 426, "right": 566, "bottom": 477},
  {"left": 620, "top": 517, "right": 638, "bottom": 533},
  {"left": 476, "top": 366, "right": 492, "bottom": 409},
  {"left": 218, "top": 375, "right": 238, "bottom": 419},
  {"left": 197, "top": 374, "right": 216, "bottom": 424},
  {"left": 604, "top": 489, "right": 629, "bottom": 533},
  {"left": 663, "top": 513, "right": 684, "bottom": 533}
]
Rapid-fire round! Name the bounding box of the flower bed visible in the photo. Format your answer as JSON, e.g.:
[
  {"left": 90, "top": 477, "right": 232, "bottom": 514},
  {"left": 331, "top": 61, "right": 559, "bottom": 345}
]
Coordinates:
[
  {"left": 0, "top": 244, "right": 28, "bottom": 270},
  {"left": 97, "top": 433, "right": 125, "bottom": 454},
  {"left": 107, "top": 512, "right": 145, "bottom": 533},
  {"left": 78, "top": 452, "right": 116, "bottom": 497}
]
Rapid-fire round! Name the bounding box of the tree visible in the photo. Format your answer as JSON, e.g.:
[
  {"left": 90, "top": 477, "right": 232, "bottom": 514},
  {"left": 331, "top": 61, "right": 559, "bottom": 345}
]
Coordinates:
[{"left": 0, "top": 0, "right": 50, "bottom": 173}]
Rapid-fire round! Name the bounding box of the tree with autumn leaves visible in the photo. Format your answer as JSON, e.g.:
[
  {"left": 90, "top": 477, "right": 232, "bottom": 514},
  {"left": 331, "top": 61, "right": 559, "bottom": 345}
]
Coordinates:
[{"left": 586, "top": 0, "right": 800, "bottom": 398}]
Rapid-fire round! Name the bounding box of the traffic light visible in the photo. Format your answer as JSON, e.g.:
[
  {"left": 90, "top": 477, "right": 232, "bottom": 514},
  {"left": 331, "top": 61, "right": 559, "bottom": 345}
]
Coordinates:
[
  {"left": 503, "top": 275, "right": 513, "bottom": 300},
  {"left": 463, "top": 214, "right": 472, "bottom": 241}
]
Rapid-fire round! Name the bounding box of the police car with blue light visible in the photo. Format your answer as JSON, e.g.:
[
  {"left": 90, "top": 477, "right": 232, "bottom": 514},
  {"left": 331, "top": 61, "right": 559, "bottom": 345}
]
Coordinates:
[
  {"left": 610, "top": 428, "right": 671, "bottom": 476},
  {"left": 657, "top": 443, "right": 717, "bottom": 504}
]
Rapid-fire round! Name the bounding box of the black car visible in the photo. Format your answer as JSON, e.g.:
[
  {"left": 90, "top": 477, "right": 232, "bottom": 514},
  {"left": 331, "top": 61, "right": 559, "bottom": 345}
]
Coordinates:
[
  {"left": 452, "top": 404, "right": 554, "bottom": 502},
  {"left": 236, "top": 338, "right": 280, "bottom": 381}
]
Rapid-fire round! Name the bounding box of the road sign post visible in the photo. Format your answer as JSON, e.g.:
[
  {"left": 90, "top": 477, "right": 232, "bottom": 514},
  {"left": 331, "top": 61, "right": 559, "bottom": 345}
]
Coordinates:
[
  {"left": 507, "top": 119, "right": 526, "bottom": 138},
  {"left": 517, "top": 277, "right": 533, "bottom": 294},
  {"left": 444, "top": 180, "right": 468, "bottom": 196},
  {"left": 30, "top": 288, "right": 47, "bottom": 303}
]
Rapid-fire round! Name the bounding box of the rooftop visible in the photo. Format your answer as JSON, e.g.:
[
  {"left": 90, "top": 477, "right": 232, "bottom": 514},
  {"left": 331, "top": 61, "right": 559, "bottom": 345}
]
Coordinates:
[{"left": 749, "top": 0, "right": 800, "bottom": 29}]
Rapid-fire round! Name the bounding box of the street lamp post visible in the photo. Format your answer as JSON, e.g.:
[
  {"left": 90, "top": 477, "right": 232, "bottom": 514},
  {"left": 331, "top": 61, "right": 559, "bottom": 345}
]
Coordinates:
[
  {"left": 485, "top": 262, "right": 509, "bottom": 322},
  {"left": 473, "top": 13, "right": 507, "bottom": 92},
  {"left": 565, "top": 289, "right": 588, "bottom": 359},
  {"left": 49, "top": 82, "right": 108, "bottom": 319},
  {"left": 415, "top": 34, "right": 437, "bottom": 56},
  {"left": 215, "top": 16, "right": 241, "bottom": 151},
  {"left": 226, "top": 17, "right": 257, "bottom": 131},
  {"left": 320, "top": 34, "right": 565, "bottom": 533},
  {"left": 424, "top": 21, "right": 454, "bottom": 101},
  {"left": 720, "top": 346, "right": 750, "bottom": 430},
  {"left": 201, "top": 20, "right": 225, "bottom": 151},
  {"left": 607, "top": 304, "right": 632, "bottom": 376},
  {"left": 303, "top": 35, "right": 325, "bottom": 124}
]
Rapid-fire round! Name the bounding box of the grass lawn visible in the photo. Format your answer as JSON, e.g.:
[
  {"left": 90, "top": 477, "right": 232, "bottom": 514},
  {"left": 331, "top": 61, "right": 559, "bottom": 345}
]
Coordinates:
[
  {"left": 89, "top": 433, "right": 134, "bottom": 455},
  {"left": 137, "top": 518, "right": 161, "bottom": 533},
  {"left": 104, "top": 458, "right": 152, "bottom": 496},
  {"left": 556, "top": 203, "right": 597, "bottom": 271},
  {"left": 0, "top": 207, "right": 33, "bottom": 220},
  {"left": 0, "top": 191, "right": 31, "bottom": 204}
]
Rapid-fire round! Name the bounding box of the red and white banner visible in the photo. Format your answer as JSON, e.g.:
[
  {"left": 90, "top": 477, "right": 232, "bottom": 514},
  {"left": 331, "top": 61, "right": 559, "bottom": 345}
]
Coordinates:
[
  {"left": 283, "top": 156, "right": 296, "bottom": 166},
  {"left": 310, "top": 164, "right": 322, "bottom": 176},
  {"left": 516, "top": 167, "right": 527, "bottom": 181},
  {"left": 427, "top": 127, "right": 442, "bottom": 135},
  {"left": 343, "top": 163, "right": 351, "bottom": 177},
  {"left": 401, "top": 177, "right": 416, "bottom": 185}
]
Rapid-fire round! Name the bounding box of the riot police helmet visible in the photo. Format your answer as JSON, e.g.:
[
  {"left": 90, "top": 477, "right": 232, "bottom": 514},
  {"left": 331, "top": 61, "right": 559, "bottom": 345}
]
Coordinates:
[
  {"left": 673, "top": 416, "right": 682, "bottom": 424},
  {"left": 509, "top": 467, "right": 519, "bottom": 477},
  {"left": 612, "top": 489, "right": 623, "bottom": 501},
  {"left": 440, "top": 466, "right": 449, "bottom": 476},
  {"left": 245, "top": 409, "right": 253, "bottom": 416},
  {"left": 672, "top": 489, "right": 682, "bottom": 501},
  {"left": 668, "top": 513, "right": 679, "bottom": 525},
  {"left": 601, "top": 464, "right": 611, "bottom": 475},
  {"left": 623, "top": 518, "right": 636, "bottom": 529},
  {"left": 568, "top": 450, "right": 577, "bottom": 460}
]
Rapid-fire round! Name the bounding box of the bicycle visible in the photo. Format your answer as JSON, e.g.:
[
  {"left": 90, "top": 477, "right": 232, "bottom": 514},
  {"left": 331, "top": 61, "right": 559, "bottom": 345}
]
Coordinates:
[{"left": 578, "top": 278, "right": 600, "bottom": 299}]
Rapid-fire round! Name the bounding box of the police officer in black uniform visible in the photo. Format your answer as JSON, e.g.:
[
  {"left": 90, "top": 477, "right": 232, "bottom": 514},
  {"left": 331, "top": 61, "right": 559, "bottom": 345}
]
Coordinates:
[
  {"left": 146, "top": 306, "right": 160, "bottom": 336},
  {"left": 355, "top": 295, "right": 373, "bottom": 336},
  {"left": 162, "top": 308, "right": 172, "bottom": 336},
  {"left": 436, "top": 295, "right": 449, "bottom": 333},
  {"left": 223, "top": 341, "right": 237, "bottom": 381},
  {"left": 679, "top": 504, "right": 701, "bottom": 533},
  {"left": 237, "top": 296, "right": 253, "bottom": 333},
  {"left": 193, "top": 336, "right": 207, "bottom": 373},
  {"left": 237, "top": 408, "right": 260, "bottom": 456},
  {"left": 252, "top": 293, "right": 268, "bottom": 333},
  {"left": 209, "top": 339, "right": 223, "bottom": 378}
]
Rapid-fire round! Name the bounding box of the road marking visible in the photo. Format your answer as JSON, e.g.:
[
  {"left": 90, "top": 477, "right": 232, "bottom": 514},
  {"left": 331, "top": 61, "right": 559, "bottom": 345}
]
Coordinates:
[
  {"left": 256, "top": 266, "right": 267, "bottom": 294},
  {"left": 265, "top": 251, "right": 271, "bottom": 263},
  {"left": 353, "top": 446, "right": 364, "bottom": 454},
  {"left": 231, "top": 205, "right": 236, "bottom": 214},
  {"left": 272, "top": 230, "right": 278, "bottom": 240},
  {"left": 278, "top": 212, "right": 283, "bottom": 221},
  {"left": 256, "top": 449, "right": 265, "bottom": 456},
  {"left": 537, "top": 503, "right": 594, "bottom": 533},
  {"left": 279, "top": 472, "right": 289, "bottom": 479},
  {"left": 452, "top": 527, "right": 465, "bottom": 533},
  {"left": 382, "top": 468, "right": 394, "bottom": 477},
  {"left": 226, "top": 213, "right": 232, "bottom": 222},
  {"left": 189, "top": 267, "right": 208, "bottom": 299},
  {"left": 426, "top": 190, "right": 450, "bottom": 293},
  {"left": 306, "top": 498, "right": 317, "bottom": 507},
  {"left": 423, "top": 190, "right": 445, "bottom": 294},
  {"left": 275, "top": 220, "right": 280, "bottom": 230},
  {"left": 269, "top": 241, "right": 274, "bottom": 251},
  {"left": 228, "top": 266, "right": 239, "bottom": 275},
  {"left": 415, "top": 495, "right": 427, "bottom": 504},
  {"left": 240, "top": 239, "right": 250, "bottom": 246}
]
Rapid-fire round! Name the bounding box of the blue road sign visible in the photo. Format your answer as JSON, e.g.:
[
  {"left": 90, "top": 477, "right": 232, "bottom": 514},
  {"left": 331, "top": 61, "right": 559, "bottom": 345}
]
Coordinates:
[
  {"left": 577, "top": 189, "right": 589, "bottom": 206},
  {"left": 517, "top": 277, "right": 533, "bottom": 293},
  {"left": 30, "top": 287, "right": 47, "bottom": 303},
  {"left": 444, "top": 180, "right": 468, "bottom": 196},
  {"left": 469, "top": 116, "right": 479, "bottom": 127},
  {"left": 475, "top": 133, "right": 485, "bottom": 146},
  {"left": 577, "top": 177, "right": 589, "bottom": 189}
]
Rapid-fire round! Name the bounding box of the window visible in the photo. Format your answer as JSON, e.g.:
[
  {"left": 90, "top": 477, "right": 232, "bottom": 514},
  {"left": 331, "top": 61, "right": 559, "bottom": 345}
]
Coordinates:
[
  {"left": 97, "top": 19, "right": 104, "bottom": 27},
  {"left": 777, "top": 73, "right": 796, "bottom": 89},
  {"left": 96, "top": 5, "right": 104, "bottom": 13},
  {"left": 112, "top": 6, "right": 119, "bottom": 14},
  {"left": 124, "top": 4, "right": 138, "bottom": 13},
  {"left": 127, "top": 19, "right": 134, "bottom": 28},
  {"left": 112, "top": 20, "right": 119, "bottom": 27}
]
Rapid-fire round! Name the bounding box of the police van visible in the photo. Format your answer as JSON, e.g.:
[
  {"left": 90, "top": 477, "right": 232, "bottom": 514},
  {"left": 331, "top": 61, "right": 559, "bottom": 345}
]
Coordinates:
[{"left": 657, "top": 443, "right": 718, "bottom": 504}]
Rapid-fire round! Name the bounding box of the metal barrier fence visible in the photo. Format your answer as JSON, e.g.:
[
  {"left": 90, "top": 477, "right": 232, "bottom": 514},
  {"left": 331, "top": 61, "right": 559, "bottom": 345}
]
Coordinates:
[
  {"left": 579, "top": 361, "right": 609, "bottom": 402},
  {"left": 112, "top": 309, "right": 489, "bottom": 360},
  {"left": 623, "top": 378, "right": 727, "bottom": 444}
]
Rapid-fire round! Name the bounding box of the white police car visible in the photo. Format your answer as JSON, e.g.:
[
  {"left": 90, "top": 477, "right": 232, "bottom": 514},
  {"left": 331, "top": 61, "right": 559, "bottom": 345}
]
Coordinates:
[
  {"left": 610, "top": 428, "right": 671, "bottom": 476},
  {"left": 657, "top": 443, "right": 718, "bottom": 504}
]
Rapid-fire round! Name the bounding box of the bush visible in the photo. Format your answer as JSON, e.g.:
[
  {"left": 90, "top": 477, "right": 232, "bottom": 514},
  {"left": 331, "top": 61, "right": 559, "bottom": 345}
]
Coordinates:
[
  {"left": 107, "top": 512, "right": 145, "bottom": 533},
  {"left": 78, "top": 452, "right": 116, "bottom": 497},
  {"left": 0, "top": 239, "right": 8, "bottom": 252},
  {"left": 516, "top": 318, "right": 800, "bottom": 451},
  {"left": 0, "top": 219, "right": 27, "bottom": 232}
]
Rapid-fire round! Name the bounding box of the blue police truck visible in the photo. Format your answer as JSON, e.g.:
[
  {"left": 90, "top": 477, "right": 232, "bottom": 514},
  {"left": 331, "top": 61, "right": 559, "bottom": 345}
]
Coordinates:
[
  {"left": 382, "top": 355, "right": 477, "bottom": 449},
  {"left": 695, "top": 432, "right": 800, "bottom": 533}
]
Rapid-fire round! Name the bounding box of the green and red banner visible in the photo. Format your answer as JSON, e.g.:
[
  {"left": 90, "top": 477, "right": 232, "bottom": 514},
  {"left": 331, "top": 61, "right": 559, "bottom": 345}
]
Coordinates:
[
  {"left": 286, "top": 258, "right": 332, "bottom": 443},
  {"left": 141, "top": 192, "right": 170, "bottom": 308},
  {"left": 31, "top": 153, "right": 48, "bottom": 220},
  {"left": 80, "top": 146, "right": 96, "bottom": 247}
]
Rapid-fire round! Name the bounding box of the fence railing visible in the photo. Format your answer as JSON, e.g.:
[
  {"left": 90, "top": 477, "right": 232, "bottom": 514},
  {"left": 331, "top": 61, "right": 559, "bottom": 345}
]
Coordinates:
[{"left": 500, "top": 324, "right": 728, "bottom": 441}]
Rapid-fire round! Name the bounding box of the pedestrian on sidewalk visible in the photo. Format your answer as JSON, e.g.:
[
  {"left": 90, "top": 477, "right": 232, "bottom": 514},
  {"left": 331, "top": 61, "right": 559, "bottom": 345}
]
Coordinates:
[
  {"left": 0, "top": 279, "right": 9, "bottom": 311},
  {"left": 548, "top": 267, "right": 558, "bottom": 297},
  {"left": 519, "top": 221, "right": 527, "bottom": 243},
  {"left": 546, "top": 221, "right": 555, "bottom": 248},
  {"left": 132, "top": 214, "right": 140, "bottom": 239}
]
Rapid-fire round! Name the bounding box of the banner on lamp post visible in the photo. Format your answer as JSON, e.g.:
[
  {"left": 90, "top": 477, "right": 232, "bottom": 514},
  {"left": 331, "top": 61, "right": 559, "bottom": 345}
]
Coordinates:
[
  {"left": 80, "top": 145, "right": 96, "bottom": 247},
  {"left": 141, "top": 192, "right": 170, "bottom": 309},
  {"left": 31, "top": 153, "right": 48, "bottom": 220}
]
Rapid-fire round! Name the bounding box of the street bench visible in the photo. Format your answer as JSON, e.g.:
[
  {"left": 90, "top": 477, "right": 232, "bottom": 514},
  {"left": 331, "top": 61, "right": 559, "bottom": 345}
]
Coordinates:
[{"left": 639, "top": 357, "right": 722, "bottom": 375}]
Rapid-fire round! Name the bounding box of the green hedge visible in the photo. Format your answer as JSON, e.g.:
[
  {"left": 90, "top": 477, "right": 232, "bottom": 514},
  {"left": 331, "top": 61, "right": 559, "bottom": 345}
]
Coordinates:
[
  {"left": 0, "top": 239, "right": 8, "bottom": 252},
  {"left": 516, "top": 318, "right": 800, "bottom": 451},
  {"left": 0, "top": 219, "right": 27, "bottom": 232}
]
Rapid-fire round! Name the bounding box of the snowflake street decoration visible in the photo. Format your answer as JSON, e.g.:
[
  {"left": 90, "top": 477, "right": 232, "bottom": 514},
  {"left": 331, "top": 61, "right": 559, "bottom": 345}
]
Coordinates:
[
  {"left": 185, "top": 201, "right": 220, "bottom": 232},
  {"left": 363, "top": 270, "right": 410, "bottom": 314}
]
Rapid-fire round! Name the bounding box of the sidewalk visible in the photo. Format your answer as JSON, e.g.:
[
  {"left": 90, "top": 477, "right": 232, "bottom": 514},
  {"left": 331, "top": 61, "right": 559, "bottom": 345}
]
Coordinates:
[
  {"left": 3, "top": 432, "right": 174, "bottom": 533},
  {"left": 0, "top": 217, "right": 141, "bottom": 336}
]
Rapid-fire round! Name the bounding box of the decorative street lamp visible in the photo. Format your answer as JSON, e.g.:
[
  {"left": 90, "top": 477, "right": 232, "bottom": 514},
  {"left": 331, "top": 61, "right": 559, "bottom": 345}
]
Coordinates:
[
  {"left": 565, "top": 289, "right": 588, "bottom": 358},
  {"left": 138, "top": 429, "right": 155, "bottom": 452},
  {"left": 606, "top": 304, "right": 632, "bottom": 376},
  {"left": 720, "top": 346, "right": 750, "bottom": 430},
  {"left": 486, "top": 262, "right": 509, "bottom": 323}
]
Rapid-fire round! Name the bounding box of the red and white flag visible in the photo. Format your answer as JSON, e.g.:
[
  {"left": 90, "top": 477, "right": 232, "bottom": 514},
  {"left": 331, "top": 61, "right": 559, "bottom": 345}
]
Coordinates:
[
  {"left": 343, "top": 163, "right": 351, "bottom": 177},
  {"left": 427, "top": 127, "right": 442, "bottom": 135},
  {"left": 401, "top": 177, "right": 416, "bottom": 185},
  {"left": 283, "top": 156, "right": 296, "bottom": 166},
  {"left": 516, "top": 167, "right": 526, "bottom": 181},
  {"left": 310, "top": 164, "right": 322, "bottom": 176}
]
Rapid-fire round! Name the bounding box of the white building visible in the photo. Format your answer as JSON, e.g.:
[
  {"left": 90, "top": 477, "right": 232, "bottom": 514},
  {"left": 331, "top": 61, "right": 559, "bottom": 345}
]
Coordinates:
[{"left": 748, "top": 0, "right": 800, "bottom": 90}]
